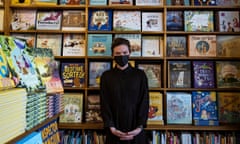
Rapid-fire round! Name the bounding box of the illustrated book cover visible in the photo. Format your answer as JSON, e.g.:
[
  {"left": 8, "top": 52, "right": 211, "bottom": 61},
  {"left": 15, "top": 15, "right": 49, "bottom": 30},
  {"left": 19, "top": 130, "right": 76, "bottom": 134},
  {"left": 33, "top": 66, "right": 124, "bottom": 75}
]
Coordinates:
[
  {"left": 216, "top": 0, "right": 240, "bottom": 5},
  {"left": 142, "top": 36, "right": 163, "bottom": 57},
  {"left": 62, "top": 34, "right": 85, "bottom": 56},
  {"left": 36, "top": 11, "right": 62, "bottom": 30},
  {"left": 11, "top": 33, "right": 36, "bottom": 49},
  {"left": 85, "top": 94, "right": 103, "bottom": 122},
  {"left": 193, "top": 0, "right": 216, "bottom": 5},
  {"left": 166, "top": 0, "right": 189, "bottom": 5},
  {"left": 216, "top": 11, "right": 240, "bottom": 32},
  {"left": 217, "top": 35, "right": 240, "bottom": 57},
  {"left": 89, "top": 0, "right": 107, "bottom": 5},
  {"left": 62, "top": 10, "right": 86, "bottom": 31},
  {"left": 136, "top": 0, "right": 163, "bottom": 5},
  {"left": 167, "top": 36, "right": 187, "bottom": 57},
  {"left": 11, "top": 0, "right": 31, "bottom": 4},
  {"left": 32, "top": 0, "right": 58, "bottom": 5},
  {"left": 109, "top": 0, "right": 133, "bottom": 5},
  {"left": 59, "top": 0, "right": 85, "bottom": 5},
  {"left": 141, "top": 12, "right": 163, "bottom": 32},
  {"left": 166, "top": 11, "right": 184, "bottom": 31}
]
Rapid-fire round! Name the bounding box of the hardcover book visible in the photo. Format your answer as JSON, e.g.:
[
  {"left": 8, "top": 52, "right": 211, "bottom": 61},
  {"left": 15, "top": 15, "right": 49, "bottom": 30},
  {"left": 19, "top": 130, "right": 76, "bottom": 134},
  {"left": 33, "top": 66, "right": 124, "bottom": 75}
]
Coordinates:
[
  {"left": 166, "top": 92, "right": 192, "bottom": 124},
  {"left": 166, "top": 0, "right": 190, "bottom": 5},
  {"left": 192, "top": 61, "right": 215, "bottom": 88},
  {"left": 59, "top": 0, "right": 85, "bottom": 5},
  {"left": 141, "top": 12, "right": 163, "bottom": 32},
  {"left": 136, "top": 0, "right": 163, "bottom": 5},
  {"left": 62, "top": 10, "right": 86, "bottom": 31},
  {"left": 36, "top": 11, "right": 62, "bottom": 30},
  {"left": 168, "top": 61, "right": 191, "bottom": 88},
  {"left": 16, "top": 132, "right": 43, "bottom": 144},
  {"left": 88, "top": 9, "right": 113, "bottom": 31},
  {"left": 32, "top": 0, "right": 58, "bottom": 5},
  {"left": 0, "top": 9, "right": 4, "bottom": 31},
  {"left": 142, "top": 36, "right": 163, "bottom": 57},
  {"left": 109, "top": 0, "right": 133, "bottom": 5},
  {"left": 193, "top": 0, "right": 216, "bottom": 5},
  {"left": 113, "top": 11, "right": 141, "bottom": 31},
  {"left": 217, "top": 36, "right": 240, "bottom": 57},
  {"left": 184, "top": 11, "right": 214, "bottom": 32},
  {"left": 89, "top": 0, "right": 107, "bottom": 5},
  {"left": 85, "top": 94, "right": 103, "bottom": 122},
  {"left": 11, "top": 33, "right": 36, "bottom": 49},
  {"left": 166, "top": 11, "right": 184, "bottom": 31},
  {"left": 87, "top": 34, "right": 112, "bottom": 56},
  {"left": 62, "top": 34, "right": 85, "bottom": 56},
  {"left": 167, "top": 36, "right": 187, "bottom": 57},
  {"left": 188, "top": 35, "right": 217, "bottom": 57},
  {"left": 216, "top": 61, "right": 240, "bottom": 88},
  {"left": 216, "top": 11, "right": 240, "bottom": 32},
  {"left": 11, "top": 0, "right": 31, "bottom": 4}
]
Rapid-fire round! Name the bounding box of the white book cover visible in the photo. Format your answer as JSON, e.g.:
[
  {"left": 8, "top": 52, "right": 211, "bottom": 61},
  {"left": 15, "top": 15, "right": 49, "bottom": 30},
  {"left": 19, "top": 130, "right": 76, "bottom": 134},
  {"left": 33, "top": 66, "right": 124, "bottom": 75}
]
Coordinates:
[
  {"left": 0, "top": 9, "right": 3, "bottom": 31},
  {"left": 142, "top": 36, "right": 163, "bottom": 57},
  {"left": 136, "top": 0, "right": 163, "bottom": 5},
  {"left": 36, "top": 11, "right": 62, "bottom": 30},
  {"left": 142, "top": 12, "right": 163, "bottom": 31},
  {"left": 62, "top": 10, "right": 86, "bottom": 31},
  {"left": 62, "top": 34, "right": 85, "bottom": 56},
  {"left": 218, "top": 11, "right": 240, "bottom": 32}
]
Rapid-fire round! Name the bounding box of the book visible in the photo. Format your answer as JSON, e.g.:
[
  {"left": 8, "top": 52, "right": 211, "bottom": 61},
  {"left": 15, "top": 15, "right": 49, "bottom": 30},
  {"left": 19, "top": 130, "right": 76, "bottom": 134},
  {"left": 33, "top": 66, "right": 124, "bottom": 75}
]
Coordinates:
[
  {"left": 87, "top": 34, "right": 112, "bottom": 56},
  {"left": 193, "top": 0, "right": 216, "bottom": 5},
  {"left": 136, "top": 0, "right": 163, "bottom": 5},
  {"left": 113, "top": 11, "right": 141, "bottom": 31},
  {"left": 59, "top": 93, "right": 83, "bottom": 123},
  {"left": 141, "top": 12, "right": 163, "bottom": 32},
  {"left": 88, "top": 61, "right": 111, "bottom": 87},
  {"left": 184, "top": 11, "right": 214, "bottom": 32},
  {"left": 192, "top": 61, "right": 215, "bottom": 88},
  {"left": 36, "top": 11, "right": 62, "bottom": 30},
  {"left": 168, "top": 61, "right": 191, "bottom": 88},
  {"left": 166, "top": 36, "right": 187, "bottom": 57},
  {"left": 217, "top": 0, "right": 240, "bottom": 5},
  {"left": 166, "top": 0, "right": 190, "bottom": 5},
  {"left": 217, "top": 35, "right": 240, "bottom": 57},
  {"left": 142, "top": 36, "right": 163, "bottom": 57},
  {"left": 89, "top": 0, "right": 107, "bottom": 5},
  {"left": 62, "top": 34, "right": 85, "bottom": 56},
  {"left": 85, "top": 94, "right": 103, "bottom": 122},
  {"left": 11, "top": 33, "right": 36, "bottom": 49},
  {"left": 147, "top": 92, "right": 164, "bottom": 125},
  {"left": 0, "top": 9, "right": 3, "bottom": 31},
  {"left": 109, "top": 0, "right": 133, "bottom": 5},
  {"left": 16, "top": 132, "right": 43, "bottom": 144},
  {"left": 88, "top": 9, "right": 113, "bottom": 31},
  {"left": 11, "top": 9, "right": 36, "bottom": 31},
  {"left": 166, "top": 92, "right": 192, "bottom": 124},
  {"left": 166, "top": 11, "right": 184, "bottom": 31},
  {"left": 216, "top": 11, "right": 240, "bottom": 32},
  {"left": 32, "top": 0, "right": 58, "bottom": 5},
  {"left": 188, "top": 35, "right": 217, "bottom": 57},
  {"left": 216, "top": 61, "right": 240, "bottom": 88},
  {"left": 11, "top": 0, "right": 31, "bottom": 4},
  {"left": 59, "top": 0, "right": 85, "bottom": 5},
  {"left": 62, "top": 10, "right": 86, "bottom": 31},
  {"left": 61, "top": 62, "right": 85, "bottom": 88}
]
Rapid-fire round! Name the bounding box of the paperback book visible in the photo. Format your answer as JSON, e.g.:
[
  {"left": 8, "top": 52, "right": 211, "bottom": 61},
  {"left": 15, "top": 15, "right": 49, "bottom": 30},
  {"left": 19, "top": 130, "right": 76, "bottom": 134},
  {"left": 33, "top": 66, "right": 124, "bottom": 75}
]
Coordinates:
[
  {"left": 166, "top": 11, "right": 184, "bottom": 31},
  {"left": 141, "top": 12, "right": 163, "bottom": 32},
  {"left": 62, "top": 34, "right": 85, "bottom": 56},
  {"left": 216, "top": 11, "right": 240, "bottom": 32},
  {"left": 85, "top": 94, "right": 103, "bottom": 122},
  {"left": 217, "top": 36, "right": 240, "bottom": 57},
  {"left": 142, "top": 36, "right": 163, "bottom": 57},
  {"left": 62, "top": 10, "right": 86, "bottom": 31},
  {"left": 166, "top": 36, "right": 187, "bottom": 57},
  {"left": 36, "top": 11, "right": 62, "bottom": 30}
]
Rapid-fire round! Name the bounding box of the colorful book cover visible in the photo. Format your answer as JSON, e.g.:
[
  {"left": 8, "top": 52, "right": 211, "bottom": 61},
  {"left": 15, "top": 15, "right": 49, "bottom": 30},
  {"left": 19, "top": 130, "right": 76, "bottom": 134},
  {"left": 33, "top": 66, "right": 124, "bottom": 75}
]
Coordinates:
[
  {"left": 217, "top": 35, "right": 240, "bottom": 57},
  {"left": 62, "top": 34, "right": 85, "bottom": 56},
  {"left": 61, "top": 62, "right": 85, "bottom": 88},
  {"left": 188, "top": 35, "right": 217, "bottom": 57},
  {"left": 87, "top": 34, "right": 112, "bottom": 56},
  {"left": 59, "top": 0, "right": 85, "bottom": 5},
  {"left": 136, "top": 0, "right": 163, "bottom": 5},
  {"left": 142, "top": 36, "right": 163, "bottom": 57},
  {"left": 11, "top": 33, "right": 36, "bottom": 49},
  {"left": 109, "top": 0, "right": 133, "bottom": 5},
  {"left": 113, "top": 11, "right": 141, "bottom": 31},
  {"left": 166, "top": 92, "right": 192, "bottom": 124},
  {"left": 216, "top": 61, "right": 240, "bottom": 88},
  {"left": 88, "top": 9, "right": 113, "bottom": 31},
  {"left": 184, "top": 11, "right": 214, "bottom": 32},
  {"left": 193, "top": 0, "right": 216, "bottom": 5},
  {"left": 32, "top": 0, "right": 58, "bottom": 5},
  {"left": 216, "top": 11, "right": 240, "bottom": 32},
  {"left": 89, "top": 0, "right": 107, "bottom": 5},
  {"left": 217, "top": 0, "right": 240, "bottom": 5},
  {"left": 167, "top": 36, "right": 187, "bottom": 57},
  {"left": 88, "top": 61, "right": 111, "bottom": 87},
  {"left": 141, "top": 12, "right": 163, "bottom": 32},
  {"left": 168, "top": 61, "right": 191, "bottom": 88},
  {"left": 62, "top": 10, "right": 86, "bottom": 31},
  {"left": 166, "top": 0, "right": 189, "bottom": 5},
  {"left": 36, "top": 11, "right": 62, "bottom": 30},
  {"left": 85, "top": 94, "right": 103, "bottom": 122},
  {"left": 166, "top": 11, "right": 184, "bottom": 31},
  {"left": 0, "top": 9, "right": 3, "bottom": 31},
  {"left": 192, "top": 61, "right": 215, "bottom": 88},
  {"left": 11, "top": 0, "right": 31, "bottom": 4}
]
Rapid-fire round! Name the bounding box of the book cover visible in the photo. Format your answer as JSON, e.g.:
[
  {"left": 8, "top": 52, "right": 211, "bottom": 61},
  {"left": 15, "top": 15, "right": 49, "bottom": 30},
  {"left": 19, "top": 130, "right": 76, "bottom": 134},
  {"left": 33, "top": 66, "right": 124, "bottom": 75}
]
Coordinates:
[
  {"left": 32, "top": 0, "right": 58, "bottom": 5},
  {"left": 11, "top": 0, "right": 31, "bottom": 4},
  {"left": 113, "top": 11, "right": 141, "bottom": 31},
  {"left": 218, "top": 92, "right": 240, "bottom": 124},
  {"left": 61, "top": 62, "right": 85, "bottom": 88},
  {"left": 217, "top": 35, "right": 240, "bottom": 57},
  {"left": 88, "top": 9, "right": 113, "bottom": 31},
  {"left": 59, "top": 93, "right": 83, "bottom": 123},
  {"left": 193, "top": 0, "right": 216, "bottom": 5},
  {"left": 147, "top": 92, "right": 164, "bottom": 125},
  {"left": 85, "top": 94, "right": 103, "bottom": 122},
  {"left": 115, "top": 34, "right": 141, "bottom": 57},
  {"left": 167, "top": 36, "right": 187, "bottom": 57},
  {"left": 184, "top": 11, "right": 214, "bottom": 32},
  {"left": 16, "top": 132, "right": 43, "bottom": 144},
  {"left": 11, "top": 33, "right": 36, "bottom": 49},
  {"left": 168, "top": 61, "right": 191, "bottom": 88},
  {"left": 141, "top": 12, "right": 163, "bottom": 32},
  {"left": 216, "top": 61, "right": 240, "bottom": 88},
  {"left": 166, "top": 92, "right": 192, "bottom": 124},
  {"left": 62, "top": 34, "right": 85, "bottom": 56},
  {"left": 142, "top": 36, "right": 163, "bottom": 57},
  {"left": 136, "top": 0, "right": 163, "bottom": 5},
  {"left": 217, "top": 0, "right": 240, "bottom": 5},
  {"left": 166, "top": 11, "right": 184, "bottom": 31},
  {"left": 89, "top": 0, "right": 107, "bottom": 5},
  {"left": 88, "top": 61, "right": 111, "bottom": 87},
  {"left": 192, "top": 61, "right": 215, "bottom": 88},
  {"left": 36, "top": 11, "right": 62, "bottom": 30},
  {"left": 59, "top": 0, "right": 85, "bottom": 5},
  {"left": 0, "top": 9, "right": 3, "bottom": 31},
  {"left": 11, "top": 9, "right": 36, "bottom": 31},
  {"left": 87, "top": 34, "right": 112, "bottom": 56},
  {"left": 166, "top": 0, "right": 189, "bottom": 5},
  {"left": 62, "top": 10, "right": 86, "bottom": 31},
  {"left": 216, "top": 11, "right": 240, "bottom": 32},
  {"left": 109, "top": 0, "right": 133, "bottom": 5},
  {"left": 188, "top": 35, "right": 217, "bottom": 57}
]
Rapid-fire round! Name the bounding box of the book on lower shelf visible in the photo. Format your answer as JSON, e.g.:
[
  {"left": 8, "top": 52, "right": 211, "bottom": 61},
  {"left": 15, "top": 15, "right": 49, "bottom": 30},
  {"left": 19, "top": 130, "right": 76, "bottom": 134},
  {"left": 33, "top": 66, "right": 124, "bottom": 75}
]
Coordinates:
[
  {"left": 62, "top": 33, "right": 85, "bottom": 56},
  {"left": 36, "top": 11, "right": 62, "bottom": 30},
  {"left": 62, "top": 10, "right": 86, "bottom": 31},
  {"left": 85, "top": 94, "right": 103, "bottom": 123},
  {"left": 216, "top": 11, "right": 240, "bottom": 32},
  {"left": 166, "top": 36, "right": 187, "bottom": 57},
  {"left": 141, "top": 12, "right": 163, "bottom": 32},
  {"left": 142, "top": 36, "right": 163, "bottom": 57},
  {"left": 217, "top": 35, "right": 240, "bottom": 57}
]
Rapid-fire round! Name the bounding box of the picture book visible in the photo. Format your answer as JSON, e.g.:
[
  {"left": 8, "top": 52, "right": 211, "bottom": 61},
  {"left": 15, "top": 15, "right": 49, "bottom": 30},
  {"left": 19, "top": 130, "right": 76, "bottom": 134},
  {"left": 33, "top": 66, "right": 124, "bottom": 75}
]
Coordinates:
[
  {"left": 32, "top": 0, "right": 58, "bottom": 5},
  {"left": 11, "top": 33, "right": 36, "bottom": 49},
  {"left": 113, "top": 11, "right": 141, "bottom": 31},
  {"left": 216, "top": 11, "right": 240, "bottom": 32},
  {"left": 115, "top": 34, "right": 141, "bottom": 57},
  {"left": 89, "top": 0, "right": 107, "bottom": 5},
  {"left": 62, "top": 34, "right": 85, "bottom": 56},
  {"left": 109, "top": 0, "right": 133, "bottom": 5},
  {"left": 11, "top": 0, "right": 31, "bottom": 4},
  {"left": 11, "top": 9, "right": 36, "bottom": 31},
  {"left": 193, "top": 0, "right": 216, "bottom": 5},
  {"left": 136, "top": 0, "right": 163, "bottom": 5},
  {"left": 62, "top": 10, "right": 86, "bottom": 31},
  {"left": 0, "top": 9, "right": 3, "bottom": 31},
  {"left": 217, "top": 0, "right": 240, "bottom": 5},
  {"left": 166, "top": 92, "right": 192, "bottom": 124},
  {"left": 188, "top": 35, "right": 217, "bottom": 57},
  {"left": 59, "top": 0, "right": 85, "bottom": 5},
  {"left": 141, "top": 12, "right": 163, "bottom": 32},
  {"left": 217, "top": 35, "right": 240, "bottom": 57},
  {"left": 192, "top": 61, "right": 215, "bottom": 88},
  {"left": 59, "top": 93, "right": 83, "bottom": 123},
  {"left": 216, "top": 61, "right": 240, "bottom": 88},
  {"left": 36, "top": 11, "right": 62, "bottom": 30},
  {"left": 61, "top": 62, "right": 85, "bottom": 88},
  {"left": 218, "top": 92, "right": 240, "bottom": 124},
  {"left": 142, "top": 36, "right": 163, "bottom": 57},
  {"left": 147, "top": 92, "right": 163, "bottom": 125},
  {"left": 85, "top": 94, "right": 103, "bottom": 122},
  {"left": 88, "top": 9, "right": 113, "bottom": 31},
  {"left": 184, "top": 11, "right": 214, "bottom": 32},
  {"left": 168, "top": 61, "right": 191, "bottom": 88},
  {"left": 87, "top": 34, "right": 112, "bottom": 56},
  {"left": 88, "top": 61, "right": 111, "bottom": 87},
  {"left": 166, "top": 36, "right": 187, "bottom": 57},
  {"left": 166, "top": 0, "right": 189, "bottom": 5},
  {"left": 166, "top": 11, "right": 184, "bottom": 31}
]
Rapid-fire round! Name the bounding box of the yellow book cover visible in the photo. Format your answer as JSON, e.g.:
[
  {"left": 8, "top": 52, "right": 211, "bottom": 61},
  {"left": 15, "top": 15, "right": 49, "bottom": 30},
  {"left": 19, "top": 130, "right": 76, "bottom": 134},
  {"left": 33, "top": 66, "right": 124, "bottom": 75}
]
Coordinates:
[
  {"left": 11, "top": 0, "right": 31, "bottom": 5},
  {"left": 32, "top": 0, "right": 57, "bottom": 5}
]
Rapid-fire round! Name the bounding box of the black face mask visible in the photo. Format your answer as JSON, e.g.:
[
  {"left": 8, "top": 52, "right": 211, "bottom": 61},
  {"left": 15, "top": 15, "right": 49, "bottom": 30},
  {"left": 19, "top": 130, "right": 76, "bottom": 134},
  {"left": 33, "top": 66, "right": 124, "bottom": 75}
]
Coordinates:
[{"left": 114, "top": 55, "right": 129, "bottom": 67}]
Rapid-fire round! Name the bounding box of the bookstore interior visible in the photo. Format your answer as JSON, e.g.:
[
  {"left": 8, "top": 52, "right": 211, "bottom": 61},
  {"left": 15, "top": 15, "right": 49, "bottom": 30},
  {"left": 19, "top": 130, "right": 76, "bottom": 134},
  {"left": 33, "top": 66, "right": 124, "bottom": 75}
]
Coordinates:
[{"left": 0, "top": 0, "right": 240, "bottom": 143}]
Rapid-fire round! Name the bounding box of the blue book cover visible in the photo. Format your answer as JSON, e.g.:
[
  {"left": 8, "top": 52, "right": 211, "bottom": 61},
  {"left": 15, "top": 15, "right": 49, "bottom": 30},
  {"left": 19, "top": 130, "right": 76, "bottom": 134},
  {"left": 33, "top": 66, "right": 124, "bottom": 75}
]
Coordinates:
[
  {"left": 89, "top": 0, "right": 107, "bottom": 5},
  {"left": 87, "top": 34, "right": 112, "bottom": 56},
  {"left": 16, "top": 132, "right": 43, "bottom": 144},
  {"left": 194, "top": 0, "right": 216, "bottom": 5},
  {"left": 167, "top": 11, "right": 184, "bottom": 31},
  {"left": 193, "top": 119, "right": 219, "bottom": 126},
  {"left": 88, "top": 9, "right": 113, "bottom": 31},
  {"left": 166, "top": 0, "right": 190, "bottom": 5}
]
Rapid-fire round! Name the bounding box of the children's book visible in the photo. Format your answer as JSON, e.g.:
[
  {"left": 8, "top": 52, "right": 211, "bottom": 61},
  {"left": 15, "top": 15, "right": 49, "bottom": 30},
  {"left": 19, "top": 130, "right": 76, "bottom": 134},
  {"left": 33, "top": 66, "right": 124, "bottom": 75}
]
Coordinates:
[
  {"left": 109, "top": 0, "right": 133, "bottom": 5},
  {"left": 166, "top": 0, "right": 189, "bottom": 5},
  {"left": 216, "top": 11, "right": 240, "bottom": 32},
  {"left": 32, "top": 0, "right": 58, "bottom": 5},
  {"left": 62, "top": 34, "right": 85, "bottom": 56},
  {"left": 193, "top": 0, "right": 216, "bottom": 5},
  {"left": 85, "top": 94, "right": 103, "bottom": 122},
  {"left": 166, "top": 11, "right": 184, "bottom": 31},
  {"left": 167, "top": 36, "right": 187, "bottom": 57},
  {"left": 59, "top": 0, "right": 85, "bottom": 5},
  {"left": 36, "top": 11, "right": 62, "bottom": 30},
  {"left": 62, "top": 10, "right": 86, "bottom": 31},
  {"left": 141, "top": 12, "right": 163, "bottom": 32},
  {"left": 217, "top": 35, "right": 240, "bottom": 57},
  {"left": 217, "top": 0, "right": 240, "bottom": 5},
  {"left": 136, "top": 0, "right": 163, "bottom": 5},
  {"left": 142, "top": 36, "right": 163, "bottom": 57},
  {"left": 11, "top": 33, "right": 36, "bottom": 49},
  {"left": 11, "top": 0, "right": 31, "bottom": 4},
  {"left": 89, "top": 0, "right": 107, "bottom": 5}
]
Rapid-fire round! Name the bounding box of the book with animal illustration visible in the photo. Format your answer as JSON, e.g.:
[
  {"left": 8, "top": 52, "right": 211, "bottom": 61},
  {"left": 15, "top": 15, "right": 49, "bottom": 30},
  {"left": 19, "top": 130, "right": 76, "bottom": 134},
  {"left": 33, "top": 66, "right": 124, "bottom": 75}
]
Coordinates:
[
  {"left": 36, "top": 11, "right": 62, "bottom": 30},
  {"left": 11, "top": 9, "right": 36, "bottom": 30},
  {"left": 62, "top": 34, "right": 85, "bottom": 56}
]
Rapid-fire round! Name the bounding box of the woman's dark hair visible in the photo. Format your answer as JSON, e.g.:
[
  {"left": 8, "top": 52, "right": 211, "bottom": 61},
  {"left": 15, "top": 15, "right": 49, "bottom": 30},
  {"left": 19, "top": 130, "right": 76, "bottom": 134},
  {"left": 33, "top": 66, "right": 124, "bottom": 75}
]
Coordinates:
[{"left": 111, "top": 37, "right": 131, "bottom": 54}]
